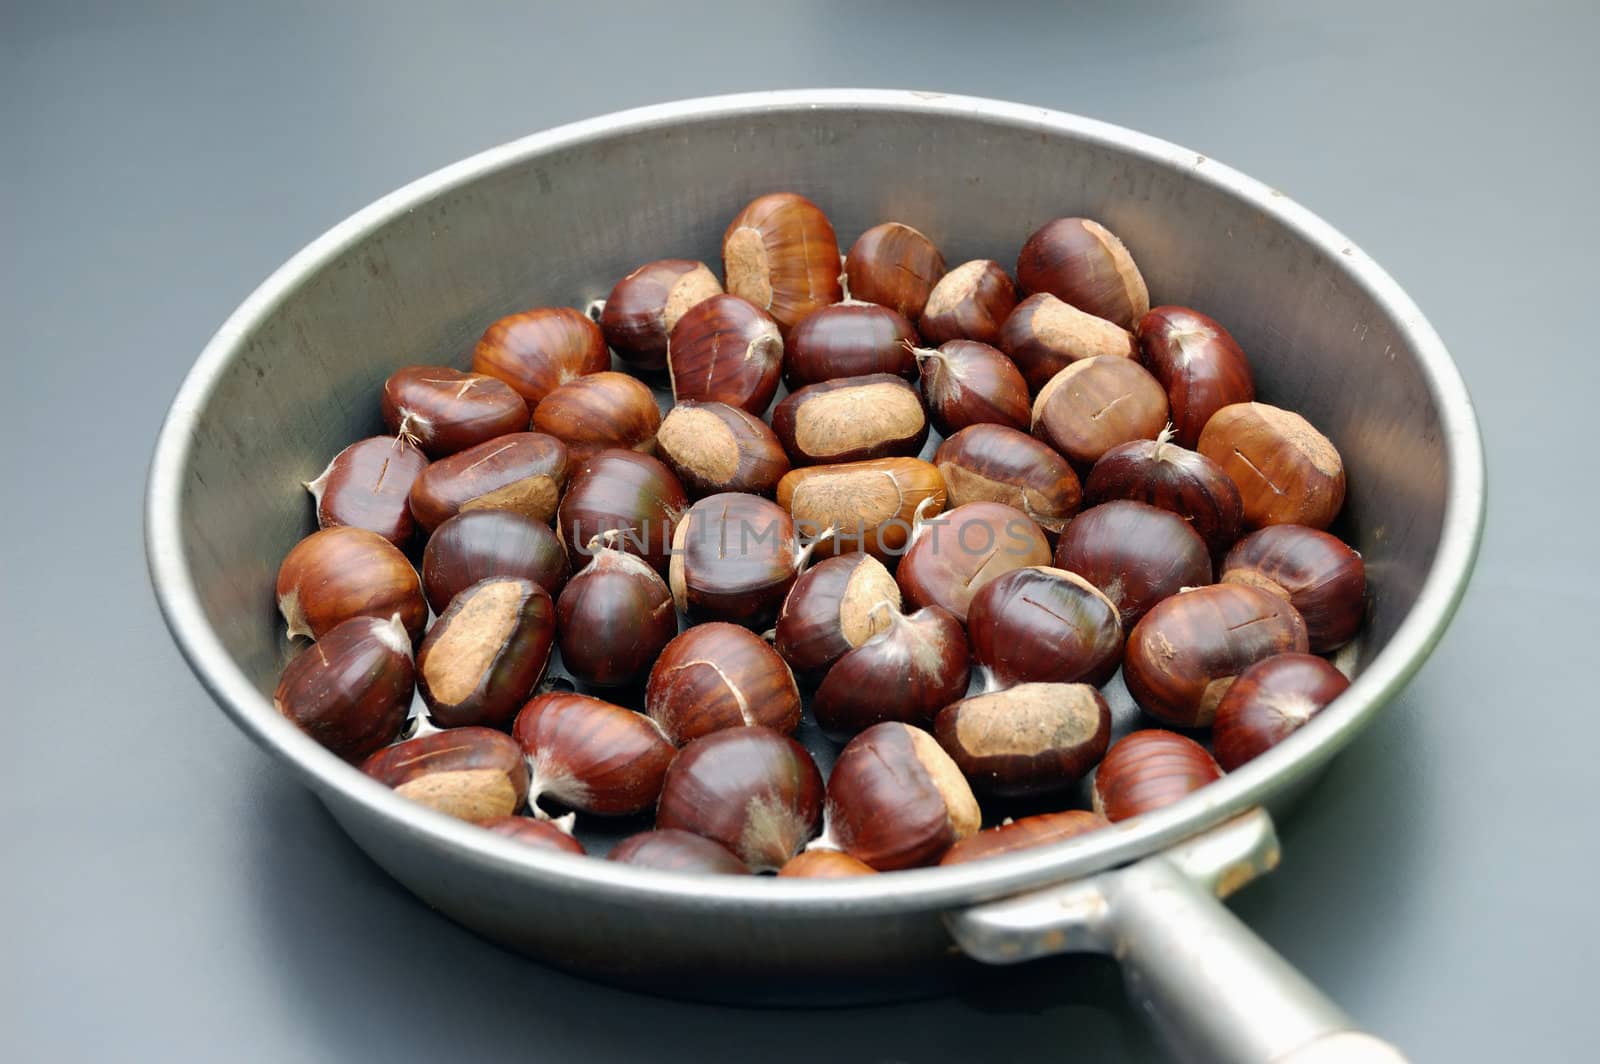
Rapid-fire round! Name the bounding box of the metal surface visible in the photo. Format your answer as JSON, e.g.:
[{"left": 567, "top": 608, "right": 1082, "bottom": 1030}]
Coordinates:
[{"left": 144, "top": 91, "right": 1483, "bottom": 1047}]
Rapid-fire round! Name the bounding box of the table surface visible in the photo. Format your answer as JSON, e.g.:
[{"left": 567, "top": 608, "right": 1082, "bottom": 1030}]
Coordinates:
[{"left": 5, "top": 2, "right": 1596, "bottom": 1060}]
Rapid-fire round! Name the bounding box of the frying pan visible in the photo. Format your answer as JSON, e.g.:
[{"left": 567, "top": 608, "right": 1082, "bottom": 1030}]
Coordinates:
[{"left": 144, "top": 91, "right": 1484, "bottom": 1062}]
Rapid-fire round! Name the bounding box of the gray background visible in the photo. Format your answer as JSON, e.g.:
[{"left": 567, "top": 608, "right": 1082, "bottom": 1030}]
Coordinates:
[{"left": 3, "top": 1, "right": 1594, "bottom": 1060}]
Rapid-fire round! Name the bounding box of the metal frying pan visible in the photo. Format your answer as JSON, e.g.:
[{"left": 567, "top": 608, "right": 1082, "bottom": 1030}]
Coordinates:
[{"left": 144, "top": 91, "right": 1484, "bottom": 1062}]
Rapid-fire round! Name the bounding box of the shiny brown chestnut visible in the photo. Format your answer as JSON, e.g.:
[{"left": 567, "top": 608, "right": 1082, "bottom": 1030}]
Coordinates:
[
  {"left": 825, "top": 721, "right": 981, "bottom": 870},
  {"left": 912, "top": 339, "right": 1031, "bottom": 436},
  {"left": 1124, "top": 584, "right": 1311, "bottom": 727},
  {"left": 421, "top": 509, "right": 570, "bottom": 614},
  {"left": 408, "top": 432, "right": 571, "bottom": 533},
  {"left": 966, "top": 566, "right": 1122, "bottom": 687},
  {"left": 512, "top": 692, "right": 675, "bottom": 817},
  {"left": 379, "top": 365, "right": 529, "bottom": 458},
  {"left": 480, "top": 816, "right": 587, "bottom": 855},
  {"left": 777, "top": 457, "right": 944, "bottom": 560},
  {"left": 276, "top": 526, "right": 427, "bottom": 641},
  {"left": 1213, "top": 653, "right": 1350, "bottom": 771},
  {"left": 934, "top": 683, "right": 1110, "bottom": 797},
  {"left": 897, "top": 501, "right": 1052, "bottom": 624},
  {"left": 777, "top": 849, "right": 879, "bottom": 877},
  {"left": 844, "top": 221, "right": 946, "bottom": 319},
  {"left": 1092, "top": 730, "right": 1222, "bottom": 822},
  {"left": 607, "top": 829, "right": 750, "bottom": 875},
  {"left": 472, "top": 306, "right": 610, "bottom": 406},
  {"left": 1083, "top": 430, "right": 1244, "bottom": 557},
  {"left": 919, "top": 259, "right": 1018, "bottom": 346},
  {"left": 771, "top": 373, "right": 928, "bottom": 466},
  {"left": 274, "top": 613, "right": 414, "bottom": 762},
  {"left": 1136, "top": 306, "right": 1255, "bottom": 447},
  {"left": 1033, "top": 355, "right": 1169, "bottom": 469},
  {"left": 304, "top": 436, "right": 429, "bottom": 545},
  {"left": 813, "top": 605, "right": 970, "bottom": 737},
  {"left": 939, "top": 810, "right": 1111, "bottom": 866},
  {"left": 666, "top": 293, "right": 785, "bottom": 414},
  {"left": 656, "top": 400, "right": 790, "bottom": 498},
  {"left": 722, "top": 191, "right": 843, "bottom": 333},
  {"left": 772, "top": 552, "right": 900, "bottom": 679},
  {"left": 1222, "top": 525, "right": 1366, "bottom": 652},
  {"left": 556, "top": 542, "right": 678, "bottom": 688},
  {"left": 932, "top": 425, "right": 1081, "bottom": 536},
  {"left": 362, "top": 727, "right": 529, "bottom": 822},
  {"left": 655, "top": 726, "right": 824, "bottom": 871},
  {"left": 669, "top": 493, "right": 808, "bottom": 628},
  {"left": 645, "top": 623, "right": 801, "bottom": 743},
  {"left": 599, "top": 259, "right": 723, "bottom": 371},
  {"left": 1000, "top": 292, "right": 1138, "bottom": 392},
  {"left": 1198, "top": 402, "right": 1346, "bottom": 530},
  {"left": 1016, "top": 217, "right": 1150, "bottom": 329},
  {"left": 416, "top": 577, "right": 554, "bottom": 729},
  {"left": 1054, "top": 500, "right": 1212, "bottom": 629},
  {"left": 783, "top": 301, "right": 918, "bottom": 389},
  {"left": 531, "top": 371, "right": 661, "bottom": 463},
  {"left": 555, "top": 449, "right": 687, "bottom": 577}
]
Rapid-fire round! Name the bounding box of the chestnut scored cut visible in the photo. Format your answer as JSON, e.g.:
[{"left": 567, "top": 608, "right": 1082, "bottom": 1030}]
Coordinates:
[
  {"left": 304, "top": 436, "right": 429, "bottom": 547},
  {"left": 408, "top": 432, "right": 571, "bottom": 533},
  {"left": 772, "top": 552, "right": 900, "bottom": 679},
  {"left": 777, "top": 457, "right": 945, "bottom": 560},
  {"left": 531, "top": 371, "right": 662, "bottom": 463},
  {"left": 556, "top": 541, "right": 678, "bottom": 688},
  {"left": 656, "top": 400, "right": 790, "bottom": 499},
  {"left": 1000, "top": 292, "right": 1137, "bottom": 393},
  {"left": 1083, "top": 429, "right": 1244, "bottom": 557},
  {"left": 784, "top": 301, "right": 918, "bottom": 389},
  {"left": 722, "top": 191, "right": 843, "bottom": 333},
  {"left": 826, "top": 721, "right": 982, "bottom": 870},
  {"left": 608, "top": 829, "right": 750, "bottom": 875},
  {"left": 812, "top": 605, "right": 971, "bottom": 738},
  {"left": 896, "top": 501, "right": 1053, "bottom": 624},
  {"left": 599, "top": 259, "right": 723, "bottom": 371},
  {"left": 1136, "top": 306, "right": 1255, "bottom": 448},
  {"left": 919, "top": 259, "right": 1018, "bottom": 346},
  {"left": 362, "top": 727, "right": 529, "bottom": 823},
  {"left": 669, "top": 493, "right": 808, "bottom": 628},
  {"left": 645, "top": 623, "right": 802, "bottom": 744},
  {"left": 274, "top": 613, "right": 415, "bottom": 762},
  {"left": 1053, "top": 500, "right": 1212, "bottom": 629},
  {"left": 1016, "top": 217, "right": 1150, "bottom": 329},
  {"left": 913, "top": 339, "right": 1032, "bottom": 436},
  {"left": 934, "top": 683, "right": 1111, "bottom": 798},
  {"left": 421, "top": 509, "right": 570, "bottom": 615},
  {"left": 416, "top": 577, "right": 555, "bottom": 730},
  {"left": 1092, "top": 730, "right": 1223, "bottom": 822},
  {"left": 1213, "top": 652, "right": 1350, "bottom": 771},
  {"left": 276, "top": 525, "right": 427, "bottom": 642},
  {"left": 844, "top": 221, "right": 946, "bottom": 320},
  {"left": 1221, "top": 524, "right": 1366, "bottom": 652},
  {"left": 933, "top": 425, "right": 1081, "bottom": 536},
  {"left": 666, "top": 293, "right": 785, "bottom": 415},
  {"left": 966, "top": 566, "right": 1123, "bottom": 688},
  {"left": 939, "top": 810, "right": 1110, "bottom": 866},
  {"left": 1032, "top": 355, "right": 1169, "bottom": 469},
  {"left": 379, "top": 365, "right": 529, "bottom": 458},
  {"left": 1198, "top": 402, "right": 1346, "bottom": 531},
  {"left": 513, "top": 692, "right": 676, "bottom": 817},
  {"left": 771, "top": 373, "right": 928, "bottom": 466},
  {"left": 472, "top": 306, "right": 610, "bottom": 406}
]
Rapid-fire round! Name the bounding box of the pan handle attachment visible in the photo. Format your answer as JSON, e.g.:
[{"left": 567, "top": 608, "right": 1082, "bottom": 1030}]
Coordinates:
[{"left": 947, "top": 809, "right": 1406, "bottom": 1063}]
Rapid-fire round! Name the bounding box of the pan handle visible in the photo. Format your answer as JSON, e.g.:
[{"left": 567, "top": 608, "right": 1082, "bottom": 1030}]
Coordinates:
[{"left": 946, "top": 809, "right": 1406, "bottom": 1063}]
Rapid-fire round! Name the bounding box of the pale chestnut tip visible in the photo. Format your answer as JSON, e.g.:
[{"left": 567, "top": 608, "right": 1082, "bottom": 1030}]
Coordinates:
[{"left": 373, "top": 612, "right": 414, "bottom": 660}]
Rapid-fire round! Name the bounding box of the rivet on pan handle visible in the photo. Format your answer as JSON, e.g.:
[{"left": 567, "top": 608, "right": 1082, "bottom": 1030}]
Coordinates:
[{"left": 946, "top": 808, "right": 1407, "bottom": 1064}]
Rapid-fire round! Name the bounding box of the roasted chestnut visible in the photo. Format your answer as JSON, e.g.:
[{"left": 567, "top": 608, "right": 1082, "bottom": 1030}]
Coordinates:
[
  {"left": 304, "top": 436, "right": 428, "bottom": 545},
  {"left": 531, "top": 371, "right": 662, "bottom": 462},
  {"left": 421, "top": 509, "right": 570, "bottom": 614},
  {"left": 407, "top": 431, "right": 571, "bottom": 533},
  {"left": 932, "top": 425, "right": 1081, "bottom": 536},
  {"left": 1032, "top": 355, "right": 1169, "bottom": 469},
  {"left": 999, "top": 292, "right": 1137, "bottom": 392},
  {"left": 669, "top": 493, "right": 807, "bottom": 627},
  {"left": 722, "top": 192, "right": 843, "bottom": 332},
  {"left": 1083, "top": 430, "right": 1244, "bottom": 557},
  {"left": 416, "top": 577, "right": 554, "bottom": 729},
  {"left": 1053, "top": 500, "right": 1211, "bottom": 628},
  {"left": 1221, "top": 525, "right": 1366, "bottom": 652},
  {"left": 844, "top": 222, "right": 946, "bottom": 319},
  {"left": 481, "top": 816, "right": 587, "bottom": 855},
  {"left": 555, "top": 449, "right": 687, "bottom": 577},
  {"left": 1213, "top": 653, "right": 1350, "bottom": 771},
  {"left": 896, "top": 501, "right": 1052, "bottom": 624},
  {"left": 645, "top": 623, "right": 802, "bottom": 743},
  {"left": 777, "top": 457, "right": 945, "bottom": 559},
  {"left": 1016, "top": 217, "right": 1150, "bottom": 329},
  {"left": 825, "top": 721, "right": 981, "bottom": 870},
  {"left": 813, "top": 605, "right": 970, "bottom": 737},
  {"left": 934, "top": 683, "right": 1110, "bottom": 797},
  {"left": 656, "top": 400, "right": 790, "bottom": 498},
  {"left": 783, "top": 301, "right": 918, "bottom": 389},
  {"left": 1123, "top": 584, "right": 1310, "bottom": 727},
  {"left": 362, "top": 727, "right": 529, "bottom": 822},
  {"left": 599, "top": 259, "right": 723, "bottom": 371},
  {"left": 771, "top": 373, "right": 928, "bottom": 466},
  {"left": 608, "top": 829, "right": 749, "bottom": 875},
  {"left": 919, "top": 259, "right": 1018, "bottom": 346},
  {"left": 379, "top": 365, "right": 529, "bottom": 458},
  {"left": 772, "top": 552, "right": 900, "bottom": 679},
  {"left": 1197, "top": 402, "right": 1346, "bottom": 530},
  {"left": 1092, "top": 730, "right": 1222, "bottom": 821},
  {"left": 666, "top": 293, "right": 785, "bottom": 414},
  {"left": 472, "top": 306, "right": 610, "bottom": 405},
  {"left": 556, "top": 541, "right": 678, "bottom": 688},
  {"left": 655, "top": 726, "right": 824, "bottom": 871},
  {"left": 777, "top": 849, "right": 879, "bottom": 877},
  {"left": 913, "top": 339, "right": 1031, "bottom": 435},
  {"left": 274, "top": 613, "right": 414, "bottom": 762},
  {"left": 966, "top": 566, "right": 1122, "bottom": 687},
  {"left": 276, "top": 526, "right": 427, "bottom": 641},
  {"left": 1135, "top": 306, "right": 1255, "bottom": 447},
  {"left": 939, "top": 810, "right": 1110, "bottom": 866},
  {"left": 513, "top": 692, "right": 676, "bottom": 816}
]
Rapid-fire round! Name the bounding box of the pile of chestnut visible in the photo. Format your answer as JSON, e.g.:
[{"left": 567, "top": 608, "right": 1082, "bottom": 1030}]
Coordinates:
[{"left": 273, "top": 191, "right": 1367, "bottom": 876}]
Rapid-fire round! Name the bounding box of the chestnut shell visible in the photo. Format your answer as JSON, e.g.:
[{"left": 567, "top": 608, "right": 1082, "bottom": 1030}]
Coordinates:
[
  {"left": 966, "top": 566, "right": 1123, "bottom": 687},
  {"left": 1083, "top": 435, "right": 1244, "bottom": 557},
  {"left": 421, "top": 509, "right": 570, "bottom": 614},
  {"left": 1212, "top": 652, "right": 1350, "bottom": 771},
  {"left": 784, "top": 302, "right": 918, "bottom": 390},
  {"left": 1053, "top": 500, "right": 1211, "bottom": 629},
  {"left": 1221, "top": 525, "right": 1366, "bottom": 653}
]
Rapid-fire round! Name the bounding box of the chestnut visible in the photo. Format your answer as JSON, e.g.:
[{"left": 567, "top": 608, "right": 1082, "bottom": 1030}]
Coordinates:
[
  {"left": 772, "top": 552, "right": 899, "bottom": 679},
  {"left": 1135, "top": 306, "right": 1255, "bottom": 447},
  {"left": 813, "top": 605, "right": 970, "bottom": 737},
  {"left": 304, "top": 436, "right": 429, "bottom": 545},
  {"left": 471, "top": 306, "right": 610, "bottom": 406},
  {"left": 1053, "top": 500, "right": 1212, "bottom": 628},
  {"left": 777, "top": 457, "right": 945, "bottom": 560},
  {"left": 666, "top": 293, "right": 784, "bottom": 415},
  {"left": 1214, "top": 653, "right": 1349, "bottom": 771},
  {"left": 843, "top": 222, "right": 946, "bottom": 320},
  {"left": 939, "top": 810, "right": 1110, "bottom": 866},
  {"left": 1083, "top": 430, "right": 1244, "bottom": 557},
  {"left": 825, "top": 721, "right": 981, "bottom": 870},
  {"left": 362, "top": 727, "right": 529, "bottom": 822},
  {"left": 1032, "top": 355, "right": 1169, "bottom": 469},
  {"left": 1015, "top": 217, "right": 1150, "bottom": 329},
  {"left": 778, "top": 849, "right": 878, "bottom": 877},
  {"left": 556, "top": 541, "right": 677, "bottom": 688},
  {"left": 379, "top": 365, "right": 529, "bottom": 458},
  {"left": 512, "top": 692, "right": 675, "bottom": 816},
  {"left": 784, "top": 301, "right": 918, "bottom": 389},
  {"left": 669, "top": 493, "right": 807, "bottom": 628},
  {"left": 531, "top": 371, "right": 662, "bottom": 463},
  {"left": 722, "top": 191, "right": 843, "bottom": 333},
  {"left": 1124, "top": 584, "right": 1310, "bottom": 727},
  {"left": 654, "top": 726, "right": 824, "bottom": 871},
  {"left": 1197, "top": 402, "right": 1346, "bottom": 530},
  {"left": 276, "top": 526, "right": 426, "bottom": 642},
  {"left": 966, "top": 566, "right": 1122, "bottom": 687},
  {"left": 999, "top": 292, "right": 1138, "bottom": 392},
  {"left": 416, "top": 577, "right": 554, "bottom": 729},
  {"left": 1092, "top": 730, "right": 1223, "bottom": 822},
  {"left": 1221, "top": 525, "right": 1366, "bottom": 652},
  {"left": 556, "top": 449, "right": 687, "bottom": 578},
  {"left": 896, "top": 501, "right": 1052, "bottom": 624},
  {"left": 421, "top": 509, "right": 570, "bottom": 615},
  {"left": 274, "top": 613, "right": 414, "bottom": 762},
  {"left": 771, "top": 373, "right": 928, "bottom": 466},
  {"left": 934, "top": 683, "right": 1110, "bottom": 797},
  {"left": 598, "top": 259, "right": 723, "bottom": 371},
  {"left": 480, "top": 815, "right": 587, "bottom": 855},
  {"left": 645, "top": 623, "right": 801, "bottom": 743},
  {"left": 656, "top": 400, "right": 790, "bottom": 498},
  {"left": 608, "top": 829, "right": 750, "bottom": 875},
  {"left": 919, "top": 259, "right": 1018, "bottom": 346},
  {"left": 407, "top": 431, "right": 571, "bottom": 533},
  {"left": 912, "top": 340, "right": 1032, "bottom": 436},
  {"left": 932, "top": 425, "right": 1081, "bottom": 536}
]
